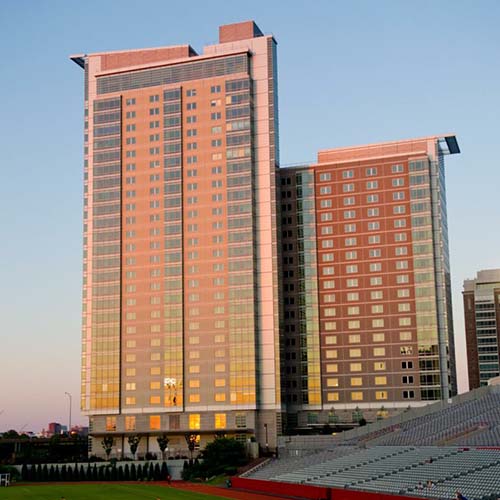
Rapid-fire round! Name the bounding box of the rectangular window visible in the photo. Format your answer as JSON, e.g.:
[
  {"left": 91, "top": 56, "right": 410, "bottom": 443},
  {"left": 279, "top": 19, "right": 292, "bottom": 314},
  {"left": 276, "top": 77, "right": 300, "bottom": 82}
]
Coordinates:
[
  {"left": 125, "top": 416, "right": 136, "bottom": 431},
  {"left": 215, "top": 413, "right": 226, "bottom": 429},
  {"left": 189, "top": 414, "right": 200, "bottom": 430},
  {"left": 149, "top": 415, "right": 161, "bottom": 430},
  {"left": 106, "top": 417, "right": 117, "bottom": 431}
]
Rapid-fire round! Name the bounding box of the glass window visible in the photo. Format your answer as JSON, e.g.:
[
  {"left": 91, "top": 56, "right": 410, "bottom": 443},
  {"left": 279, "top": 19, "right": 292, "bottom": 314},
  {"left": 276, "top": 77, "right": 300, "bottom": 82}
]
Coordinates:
[
  {"left": 215, "top": 414, "right": 226, "bottom": 429},
  {"left": 106, "top": 417, "right": 117, "bottom": 431},
  {"left": 189, "top": 414, "right": 201, "bottom": 430},
  {"left": 149, "top": 415, "right": 161, "bottom": 430},
  {"left": 125, "top": 416, "right": 136, "bottom": 431}
]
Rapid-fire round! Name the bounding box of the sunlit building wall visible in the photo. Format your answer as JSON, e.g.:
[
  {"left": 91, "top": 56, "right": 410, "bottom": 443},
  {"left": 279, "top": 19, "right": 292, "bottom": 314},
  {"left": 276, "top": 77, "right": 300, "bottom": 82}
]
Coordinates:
[
  {"left": 279, "top": 136, "right": 459, "bottom": 427},
  {"left": 72, "top": 20, "right": 282, "bottom": 457}
]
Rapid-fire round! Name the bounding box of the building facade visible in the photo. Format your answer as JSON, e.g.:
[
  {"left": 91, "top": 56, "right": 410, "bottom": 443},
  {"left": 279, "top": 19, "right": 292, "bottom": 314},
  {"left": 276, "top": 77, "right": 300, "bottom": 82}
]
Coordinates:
[
  {"left": 72, "top": 21, "right": 282, "bottom": 457},
  {"left": 463, "top": 269, "right": 500, "bottom": 389},
  {"left": 72, "top": 21, "right": 460, "bottom": 456},
  {"left": 280, "top": 136, "right": 459, "bottom": 428}
]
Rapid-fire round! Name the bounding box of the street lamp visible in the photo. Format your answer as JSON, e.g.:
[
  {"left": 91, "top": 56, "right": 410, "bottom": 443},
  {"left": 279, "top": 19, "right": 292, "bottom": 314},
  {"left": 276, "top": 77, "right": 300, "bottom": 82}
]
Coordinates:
[
  {"left": 64, "top": 392, "right": 72, "bottom": 433},
  {"left": 264, "top": 423, "right": 269, "bottom": 454}
]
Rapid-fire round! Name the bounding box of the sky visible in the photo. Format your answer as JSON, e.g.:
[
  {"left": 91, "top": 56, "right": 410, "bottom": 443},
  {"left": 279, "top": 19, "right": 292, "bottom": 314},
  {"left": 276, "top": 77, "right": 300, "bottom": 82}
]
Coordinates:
[{"left": 0, "top": 0, "right": 498, "bottom": 433}]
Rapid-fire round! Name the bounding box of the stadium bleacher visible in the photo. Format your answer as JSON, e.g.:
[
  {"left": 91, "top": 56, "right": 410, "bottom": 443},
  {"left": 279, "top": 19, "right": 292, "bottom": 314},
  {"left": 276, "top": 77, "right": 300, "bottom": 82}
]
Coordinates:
[{"left": 245, "top": 386, "right": 500, "bottom": 499}]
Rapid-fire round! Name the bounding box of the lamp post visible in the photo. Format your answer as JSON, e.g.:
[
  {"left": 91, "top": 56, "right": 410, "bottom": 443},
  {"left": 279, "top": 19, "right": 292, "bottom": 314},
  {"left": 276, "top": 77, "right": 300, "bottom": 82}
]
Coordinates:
[
  {"left": 64, "top": 392, "right": 72, "bottom": 433},
  {"left": 264, "top": 423, "right": 269, "bottom": 454}
]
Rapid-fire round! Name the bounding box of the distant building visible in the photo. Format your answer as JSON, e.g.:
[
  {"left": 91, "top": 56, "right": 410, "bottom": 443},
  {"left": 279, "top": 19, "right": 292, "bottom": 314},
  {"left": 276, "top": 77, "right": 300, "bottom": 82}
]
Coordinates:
[
  {"left": 463, "top": 269, "right": 500, "bottom": 388},
  {"left": 70, "top": 426, "right": 89, "bottom": 437},
  {"left": 47, "top": 422, "right": 62, "bottom": 436}
]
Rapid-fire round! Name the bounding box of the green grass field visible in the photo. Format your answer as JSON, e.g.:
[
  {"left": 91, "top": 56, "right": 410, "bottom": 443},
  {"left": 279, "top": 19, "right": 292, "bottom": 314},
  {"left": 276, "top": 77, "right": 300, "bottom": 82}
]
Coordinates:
[{"left": 0, "top": 483, "right": 224, "bottom": 499}]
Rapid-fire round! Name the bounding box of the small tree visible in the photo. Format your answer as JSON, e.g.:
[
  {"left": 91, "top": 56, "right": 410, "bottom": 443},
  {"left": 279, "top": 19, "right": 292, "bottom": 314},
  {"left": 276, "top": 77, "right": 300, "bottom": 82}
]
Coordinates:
[
  {"left": 154, "top": 462, "right": 161, "bottom": 480},
  {"left": 200, "top": 437, "right": 247, "bottom": 477},
  {"left": 101, "top": 436, "right": 115, "bottom": 460},
  {"left": 136, "top": 463, "right": 143, "bottom": 481},
  {"left": 127, "top": 435, "right": 141, "bottom": 460},
  {"left": 60, "top": 464, "right": 67, "bottom": 481},
  {"left": 184, "top": 433, "right": 197, "bottom": 461},
  {"left": 157, "top": 434, "right": 169, "bottom": 460},
  {"left": 161, "top": 461, "right": 168, "bottom": 480},
  {"left": 182, "top": 460, "right": 190, "bottom": 480}
]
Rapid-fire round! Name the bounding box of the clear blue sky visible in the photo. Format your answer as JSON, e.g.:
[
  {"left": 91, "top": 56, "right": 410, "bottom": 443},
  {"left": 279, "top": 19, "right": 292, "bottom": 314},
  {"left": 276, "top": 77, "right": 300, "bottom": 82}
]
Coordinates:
[{"left": 0, "top": 0, "right": 498, "bottom": 432}]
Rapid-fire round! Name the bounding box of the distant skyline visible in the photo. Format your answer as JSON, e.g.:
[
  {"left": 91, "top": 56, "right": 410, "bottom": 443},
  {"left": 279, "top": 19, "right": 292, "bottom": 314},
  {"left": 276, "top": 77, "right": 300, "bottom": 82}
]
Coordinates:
[{"left": 1, "top": 0, "right": 499, "bottom": 432}]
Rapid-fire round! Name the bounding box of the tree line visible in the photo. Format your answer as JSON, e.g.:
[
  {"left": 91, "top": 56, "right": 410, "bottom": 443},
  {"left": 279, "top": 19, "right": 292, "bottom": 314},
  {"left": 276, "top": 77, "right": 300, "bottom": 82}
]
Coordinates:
[{"left": 20, "top": 461, "right": 170, "bottom": 482}]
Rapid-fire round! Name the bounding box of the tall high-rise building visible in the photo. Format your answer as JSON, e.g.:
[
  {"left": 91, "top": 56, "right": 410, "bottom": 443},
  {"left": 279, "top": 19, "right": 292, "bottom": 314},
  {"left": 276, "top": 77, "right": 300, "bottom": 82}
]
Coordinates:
[
  {"left": 72, "top": 21, "right": 460, "bottom": 455},
  {"left": 463, "top": 269, "right": 500, "bottom": 389},
  {"left": 279, "top": 136, "right": 459, "bottom": 427},
  {"left": 72, "top": 20, "right": 282, "bottom": 456}
]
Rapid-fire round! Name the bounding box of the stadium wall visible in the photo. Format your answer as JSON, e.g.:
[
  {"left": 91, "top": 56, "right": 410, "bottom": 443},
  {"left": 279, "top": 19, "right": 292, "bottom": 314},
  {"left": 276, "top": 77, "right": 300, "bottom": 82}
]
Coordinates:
[{"left": 231, "top": 477, "right": 422, "bottom": 500}]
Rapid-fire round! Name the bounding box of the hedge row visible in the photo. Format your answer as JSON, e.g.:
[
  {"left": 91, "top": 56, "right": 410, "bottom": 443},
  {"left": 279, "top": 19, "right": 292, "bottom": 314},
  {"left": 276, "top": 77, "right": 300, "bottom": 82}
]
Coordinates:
[{"left": 20, "top": 461, "right": 169, "bottom": 482}]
